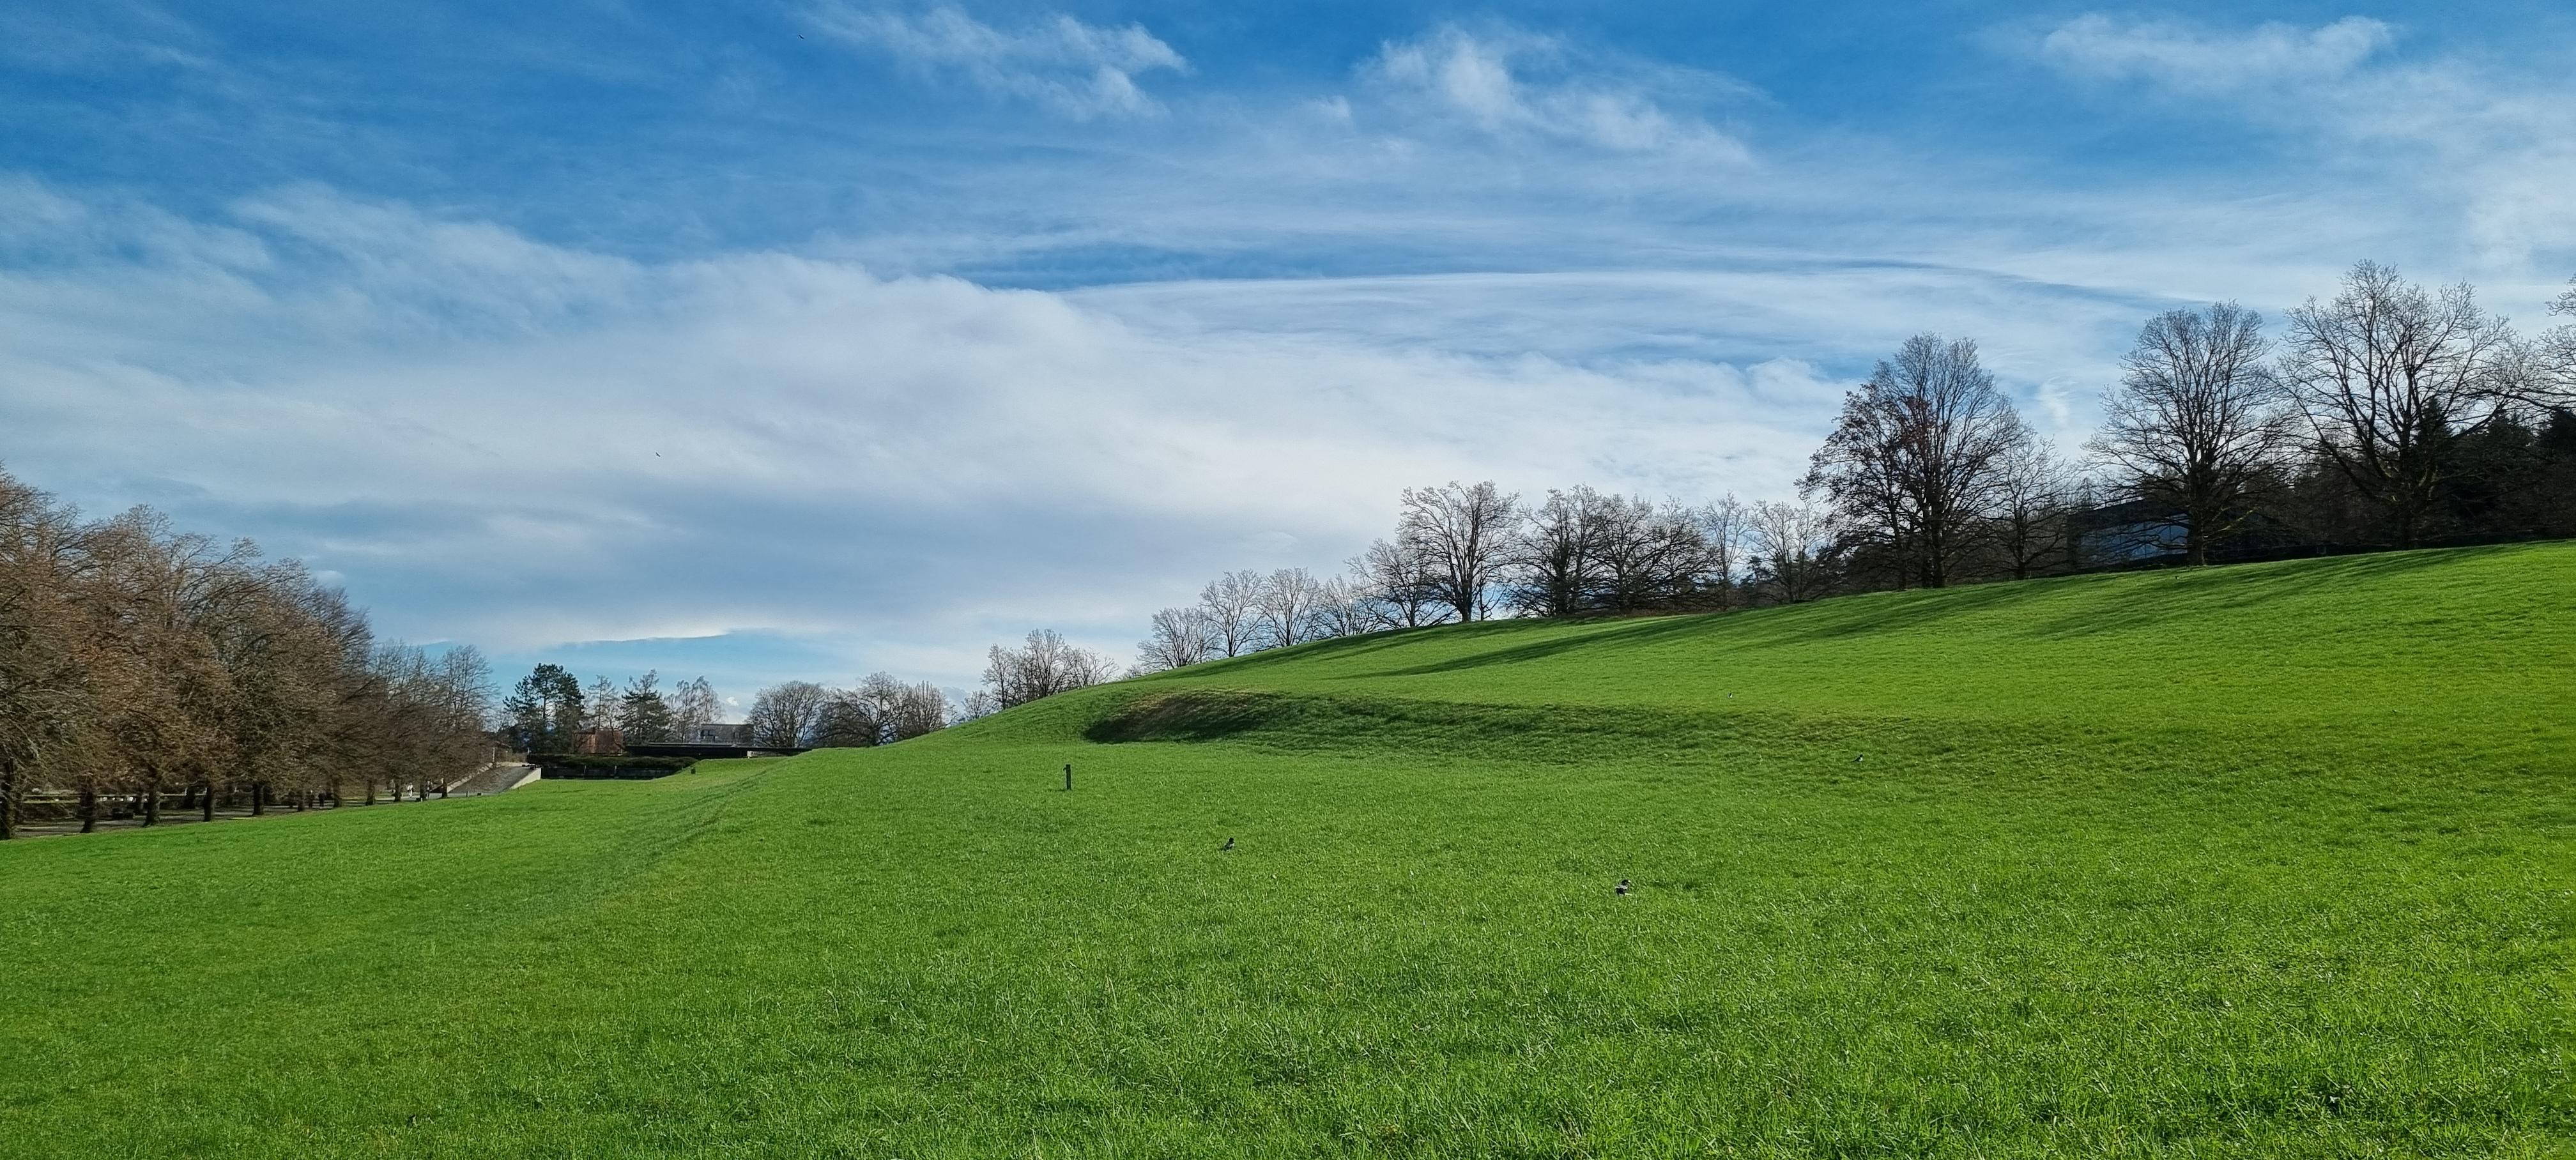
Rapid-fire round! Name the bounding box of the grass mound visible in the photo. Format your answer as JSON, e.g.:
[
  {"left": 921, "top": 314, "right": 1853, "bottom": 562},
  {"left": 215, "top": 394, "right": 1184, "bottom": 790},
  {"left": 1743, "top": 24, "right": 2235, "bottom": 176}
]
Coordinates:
[{"left": 3, "top": 544, "right": 2572, "bottom": 1157}]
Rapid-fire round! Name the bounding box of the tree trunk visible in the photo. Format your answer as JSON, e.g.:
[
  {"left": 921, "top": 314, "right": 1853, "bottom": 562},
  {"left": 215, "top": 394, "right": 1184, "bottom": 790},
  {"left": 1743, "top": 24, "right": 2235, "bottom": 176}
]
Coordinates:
[
  {"left": 0, "top": 760, "right": 15, "bottom": 841},
  {"left": 80, "top": 790, "right": 98, "bottom": 834},
  {"left": 203, "top": 784, "right": 217, "bottom": 822},
  {"left": 250, "top": 782, "right": 266, "bottom": 816},
  {"left": 364, "top": 779, "right": 376, "bottom": 806},
  {"left": 142, "top": 777, "right": 160, "bottom": 827}
]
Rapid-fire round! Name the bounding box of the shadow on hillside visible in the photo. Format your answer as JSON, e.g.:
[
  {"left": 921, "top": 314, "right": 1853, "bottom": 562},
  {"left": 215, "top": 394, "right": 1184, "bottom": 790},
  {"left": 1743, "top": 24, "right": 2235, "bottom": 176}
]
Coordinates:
[
  {"left": 1080, "top": 687, "right": 1778, "bottom": 761},
  {"left": 1738, "top": 548, "right": 2478, "bottom": 649},
  {"left": 1303, "top": 545, "right": 2502, "bottom": 680},
  {"left": 1352, "top": 614, "right": 1722, "bottom": 678},
  {"left": 1163, "top": 623, "right": 1468, "bottom": 676},
  {"left": 1084, "top": 690, "right": 1289, "bottom": 744},
  {"left": 2013, "top": 548, "right": 2472, "bottom": 641}
]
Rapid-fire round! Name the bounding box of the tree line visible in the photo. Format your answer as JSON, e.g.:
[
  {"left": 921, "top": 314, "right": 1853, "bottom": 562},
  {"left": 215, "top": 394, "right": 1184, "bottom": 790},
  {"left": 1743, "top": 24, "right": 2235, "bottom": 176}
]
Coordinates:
[
  {"left": 499, "top": 664, "right": 723, "bottom": 752},
  {"left": 1089, "top": 261, "right": 2576, "bottom": 677},
  {"left": 491, "top": 663, "right": 977, "bottom": 752},
  {"left": 742, "top": 674, "right": 966, "bottom": 748},
  {"left": 0, "top": 469, "right": 494, "bottom": 839}
]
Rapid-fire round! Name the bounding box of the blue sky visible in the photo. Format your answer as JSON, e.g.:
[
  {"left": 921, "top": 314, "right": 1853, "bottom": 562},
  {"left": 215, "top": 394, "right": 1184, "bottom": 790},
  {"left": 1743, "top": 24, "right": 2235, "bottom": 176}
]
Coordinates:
[{"left": 6, "top": 1, "right": 2574, "bottom": 707}]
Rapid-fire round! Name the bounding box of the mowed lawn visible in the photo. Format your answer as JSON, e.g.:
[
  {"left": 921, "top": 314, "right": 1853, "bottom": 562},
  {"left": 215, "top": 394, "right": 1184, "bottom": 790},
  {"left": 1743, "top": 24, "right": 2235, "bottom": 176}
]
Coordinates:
[{"left": 4, "top": 547, "right": 2574, "bottom": 1157}]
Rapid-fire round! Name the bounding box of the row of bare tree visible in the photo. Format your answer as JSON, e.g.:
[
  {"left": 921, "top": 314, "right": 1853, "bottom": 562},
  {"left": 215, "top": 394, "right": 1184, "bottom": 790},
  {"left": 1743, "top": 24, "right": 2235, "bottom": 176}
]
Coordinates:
[
  {"left": 1096, "top": 261, "right": 2576, "bottom": 681},
  {"left": 0, "top": 470, "right": 495, "bottom": 839},
  {"left": 1119, "top": 485, "right": 1838, "bottom": 675},
  {"left": 1813, "top": 261, "right": 2576, "bottom": 586},
  {"left": 744, "top": 673, "right": 967, "bottom": 747}
]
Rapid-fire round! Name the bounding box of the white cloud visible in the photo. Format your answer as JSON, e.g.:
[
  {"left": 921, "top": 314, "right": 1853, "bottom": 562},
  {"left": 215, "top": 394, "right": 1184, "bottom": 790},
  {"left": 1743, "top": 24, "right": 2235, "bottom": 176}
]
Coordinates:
[
  {"left": 2032, "top": 13, "right": 2393, "bottom": 93},
  {"left": 0, "top": 183, "right": 1885, "bottom": 685},
  {"left": 1360, "top": 26, "right": 1752, "bottom": 163},
  {"left": 2019, "top": 13, "right": 2576, "bottom": 264},
  {"left": 806, "top": 4, "right": 1187, "bottom": 119}
]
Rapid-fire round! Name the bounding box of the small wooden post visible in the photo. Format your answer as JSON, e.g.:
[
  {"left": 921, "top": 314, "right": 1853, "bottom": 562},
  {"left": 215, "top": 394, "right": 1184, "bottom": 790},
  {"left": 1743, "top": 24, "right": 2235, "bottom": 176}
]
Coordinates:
[{"left": 1063, "top": 763, "right": 1073, "bottom": 792}]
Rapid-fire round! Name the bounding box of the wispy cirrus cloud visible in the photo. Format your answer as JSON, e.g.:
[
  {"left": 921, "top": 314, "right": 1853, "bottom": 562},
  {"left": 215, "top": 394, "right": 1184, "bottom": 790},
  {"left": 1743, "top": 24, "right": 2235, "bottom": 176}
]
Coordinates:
[
  {"left": 2028, "top": 13, "right": 2394, "bottom": 94},
  {"left": 805, "top": 4, "right": 1188, "bottom": 119},
  {"left": 1358, "top": 25, "right": 1754, "bottom": 164},
  {"left": 2012, "top": 13, "right": 2576, "bottom": 264},
  {"left": 0, "top": 181, "right": 1882, "bottom": 687}
]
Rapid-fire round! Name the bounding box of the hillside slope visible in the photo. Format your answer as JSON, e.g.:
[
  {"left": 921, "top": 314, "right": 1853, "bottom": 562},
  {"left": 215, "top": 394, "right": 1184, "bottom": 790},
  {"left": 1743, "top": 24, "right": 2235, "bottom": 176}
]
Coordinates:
[{"left": 3, "top": 544, "right": 2572, "bottom": 1157}]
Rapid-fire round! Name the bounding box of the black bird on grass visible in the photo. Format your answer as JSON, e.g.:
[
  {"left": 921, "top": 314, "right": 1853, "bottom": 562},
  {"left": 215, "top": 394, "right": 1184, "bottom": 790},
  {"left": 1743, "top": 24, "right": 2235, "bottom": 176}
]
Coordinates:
[
  {"left": 1614, "top": 878, "right": 1630, "bottom": 896},
  {"left": 1220, "top": 837, "right": 1235, "bottom": 851}
]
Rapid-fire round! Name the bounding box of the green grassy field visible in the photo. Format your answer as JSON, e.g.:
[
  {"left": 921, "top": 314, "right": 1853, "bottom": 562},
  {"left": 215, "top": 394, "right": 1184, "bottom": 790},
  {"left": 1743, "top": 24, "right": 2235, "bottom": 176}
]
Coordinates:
[{"left": 3, "top": 545, "right": 2573, "bottom": 1157}]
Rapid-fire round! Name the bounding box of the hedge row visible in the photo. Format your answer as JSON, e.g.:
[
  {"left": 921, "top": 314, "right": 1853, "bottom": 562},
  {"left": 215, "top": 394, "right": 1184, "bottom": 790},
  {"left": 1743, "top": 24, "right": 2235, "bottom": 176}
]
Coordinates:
[{"left": 529, "top": 755, "right": 698, "bottom": 779}]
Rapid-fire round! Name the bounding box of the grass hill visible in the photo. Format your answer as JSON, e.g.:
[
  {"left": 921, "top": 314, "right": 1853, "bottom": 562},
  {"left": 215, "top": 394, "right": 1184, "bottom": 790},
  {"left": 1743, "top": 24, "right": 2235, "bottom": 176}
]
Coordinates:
[{"left": 4, "top": 545, "right": 2572, "bottom": 1157}]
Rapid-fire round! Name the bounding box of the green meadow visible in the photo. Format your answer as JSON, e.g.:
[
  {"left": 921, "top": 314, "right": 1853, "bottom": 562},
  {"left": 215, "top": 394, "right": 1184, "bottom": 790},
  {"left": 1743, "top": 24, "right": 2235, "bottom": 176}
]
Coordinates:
[{"left": 3, "top": 545, "right": 2572, "bottom": 1157}]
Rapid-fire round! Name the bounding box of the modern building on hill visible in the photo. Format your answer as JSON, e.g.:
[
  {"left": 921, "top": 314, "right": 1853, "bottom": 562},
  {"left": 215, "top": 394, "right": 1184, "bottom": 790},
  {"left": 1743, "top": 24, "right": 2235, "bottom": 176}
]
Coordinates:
[{"left": 2067, "top": 500, "right": 2302, "bottom": 570}]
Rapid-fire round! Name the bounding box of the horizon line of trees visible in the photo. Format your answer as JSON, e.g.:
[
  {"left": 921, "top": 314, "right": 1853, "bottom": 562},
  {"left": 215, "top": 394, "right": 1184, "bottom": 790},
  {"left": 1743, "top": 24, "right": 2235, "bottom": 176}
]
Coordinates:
[
  {"left": 494, "top": 665, "right": 985, "bottom": 753},
  {"left": 500, "top": 665, "right": 723, "bottom": 753},
  {"left": 1, "top": 468, "right": 495, "bottom": 839}
]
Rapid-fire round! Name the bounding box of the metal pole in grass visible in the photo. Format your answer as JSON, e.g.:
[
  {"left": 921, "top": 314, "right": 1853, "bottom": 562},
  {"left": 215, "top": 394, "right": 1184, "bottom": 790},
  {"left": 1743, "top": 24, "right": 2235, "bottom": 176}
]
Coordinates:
[{"left": 1063, "top": 763, "right": 1073, "bottom": 791}]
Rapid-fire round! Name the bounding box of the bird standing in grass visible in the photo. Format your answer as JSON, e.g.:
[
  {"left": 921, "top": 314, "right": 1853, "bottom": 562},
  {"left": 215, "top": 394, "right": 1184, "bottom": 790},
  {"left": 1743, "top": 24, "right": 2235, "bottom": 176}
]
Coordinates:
[
  {"left": 1614, "top": 878, "right": 1630, "bottom": 896},
  {"left": 1221, "top": 837, "right": 1235, "bottom": 851}
]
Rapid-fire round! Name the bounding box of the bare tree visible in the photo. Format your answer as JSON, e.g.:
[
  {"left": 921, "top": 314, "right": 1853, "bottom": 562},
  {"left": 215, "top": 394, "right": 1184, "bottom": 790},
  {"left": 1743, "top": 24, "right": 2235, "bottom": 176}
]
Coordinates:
[
  {"left": 883, "top": 680, "right": 951, "bottom": 740},
  {"left": 1133, "top": 606, "right": 1215, "bottom": 674},
  {"left": 1255, "top": 567, "right": 1326, "bottom": 648},
  {"left": 982, "top": 629, "right": 1116, "bottom": 709},
  {"left": 2280, "top": 262, "right": 2521, "bottom": 546},
  {"left": 82, "top": 511, "right": 242, "bottom": 824},
  {"left": 670, "top": 676, "right": 721, "bottom": 736},
  {"left": 1308, "top": 576, "right": 1377, "bottom": 639},
  {"left": 0, "top": 466, "right": 494, "bottom": 834},
  {"left": 581, "top": 675, "right": 620, "bottom": 735},
  {"left": 2089, "top": 303, "right": 2299, "bottom": 564},
  {"left": 1506, "top": 486, "right": 1608, "bottom": 617},
  {"left": 1199, "top": 570, "right": 1267, "bottom": 657},
  {"left": 1988, "top": 443, "right": 2078, "bottom": 579},
  {"left": 2545, "top": 278, "right": 2576, "bottom": 399},
  {"left": 1699, "top": 494, "right": 1749, "bottom": 609},
  {"left": 0, "top": 472, "right": 101, "bottom": 839},
  {"left": 1747, "top": 500, "right": 1837, "bottom": 604},
  {"left": 1351, "top": 540, "right": 1448, "bottom": 629},
  {"left": 952, "top": 689, "right": 1000, "bottom": 724},
  {"left": 747, "top": 680, "right": 831, "bottom": 748},
  {"left": 852, "top": 672, "right": 949, "bottom": 742},
  {"left": 1397, "top": 480, "right": 1519, "bottom": 622},
  {"left": 812, "top": 688, "right": 882, "bottom": 747},
  {"left": 1805, "top": 335, "right": 2034, "bottom": 588},
  {"left": 1590, "top": 496, "right": 1712, "bottom": 613}
]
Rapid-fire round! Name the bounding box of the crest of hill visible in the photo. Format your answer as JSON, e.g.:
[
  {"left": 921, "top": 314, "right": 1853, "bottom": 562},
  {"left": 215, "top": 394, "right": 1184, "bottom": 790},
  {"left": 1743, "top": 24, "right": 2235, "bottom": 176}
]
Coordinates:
[{"left": 954, "top": 542, "right": 2576, "bottom": 773}]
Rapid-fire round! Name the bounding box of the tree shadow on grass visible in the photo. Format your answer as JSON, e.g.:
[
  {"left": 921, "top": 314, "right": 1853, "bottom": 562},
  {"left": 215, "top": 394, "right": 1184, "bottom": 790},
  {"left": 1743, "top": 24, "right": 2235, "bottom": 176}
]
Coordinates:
[
  {"left": 1293, "top": 544, "right": 2510, "bottom": 682},
  {"left": 1348, "top": 614, "right": 1728, "bottom": 679}
]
